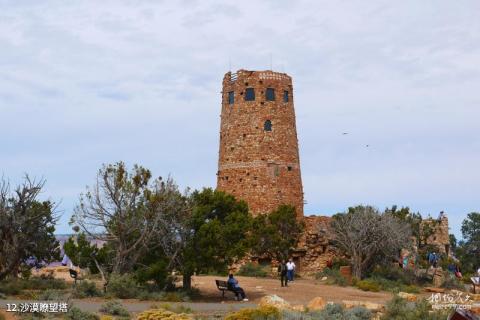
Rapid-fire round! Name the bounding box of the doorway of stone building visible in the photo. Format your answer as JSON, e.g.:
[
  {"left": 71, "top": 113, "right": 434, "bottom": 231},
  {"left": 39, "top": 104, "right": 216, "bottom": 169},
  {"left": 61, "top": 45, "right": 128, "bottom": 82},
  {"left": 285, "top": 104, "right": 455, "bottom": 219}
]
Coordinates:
[{"left": 293, "top": 256, "right": 301, "bottom": 273}]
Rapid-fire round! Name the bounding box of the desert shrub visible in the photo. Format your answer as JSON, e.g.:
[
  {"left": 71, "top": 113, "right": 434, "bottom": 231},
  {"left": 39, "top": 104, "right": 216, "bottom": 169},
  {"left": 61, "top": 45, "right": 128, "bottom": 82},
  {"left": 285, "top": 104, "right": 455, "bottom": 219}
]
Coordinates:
[
  {"left": 238, "top": 263, "right": 269, "bottom": 278},
  {"left": 381, "top": 296, "right": 449, "bottom": 320},
  {"left": 65, "top": 307, "right": 99, "bottom": 320},
  {"left": 136, "top": 309, "right": 193, "bottom": 320},
  {"left": 225, "top": 305, "right": 280, "bottom": 320},
  {"left": 315, "top": 268, "right": 347, "bottom": 286},
  {"left": 106, "top": 273, "right": 139, "bottom": 299},
  {"left": 162, "top": 292, "right": 190, "bottom": 302},
  {"left": 152, "top": 304, "right": 193, "bottom": 315},
  {"left": 99, "top": 301, "right": 130, "bottom": 317},
  {"left": 355, "top": 279, "right": 380, "bottom": 292},
  {"left": 441, "top": 275, "right": 465, "bottom": 290},
  {"left": 25, "top": 276, "right": 67, "bottom": 290},
  {"left": 0, "top": 280, "right": 22, "bottom": 295},
  {"left": 0, "top": 276, "right": 66, "bottom": 296},
  {"left": 37, "top": 289, "right": 65, "bottom": 300},
  {"left": 73, "top": 281, "right": 102, "bottom": 298},
  {"left": 354, "top": 276, "right": 420, "bottom": 294},
  {"left": 138, "top": 291, "right": 166, "bottom": 301},
  {"left": 372, "top": 266, "right": 416, "bottom": 285},
  {"left": 0, "top": 292, "right": 6, "bottom": 299}
]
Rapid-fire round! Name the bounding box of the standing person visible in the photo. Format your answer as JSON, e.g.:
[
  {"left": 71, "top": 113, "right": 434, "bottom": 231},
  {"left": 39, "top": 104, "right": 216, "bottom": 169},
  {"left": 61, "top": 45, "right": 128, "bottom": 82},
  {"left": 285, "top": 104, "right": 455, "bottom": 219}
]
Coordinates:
[
  {"left": 277, "top": 260, "right": 288, "bottom": 287},
  {"left": 454, "top": 265, "right": 462, "bottom": 279},
  {"left": 286, "top": 258, "right": 296, "bottom": 282},
  {"left": 227, "top": 273, "right": 248, "bottom": 301}
]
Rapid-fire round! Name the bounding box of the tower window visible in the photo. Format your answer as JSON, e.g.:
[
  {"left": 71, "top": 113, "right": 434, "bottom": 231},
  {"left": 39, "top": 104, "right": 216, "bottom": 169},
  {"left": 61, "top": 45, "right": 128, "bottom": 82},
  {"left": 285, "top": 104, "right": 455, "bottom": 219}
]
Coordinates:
[
  {"left": 283, "top": 90, "right": 289, "bottom": 102},
  {"left": 287, "top": 166, "right": 292, "bottom": 171},
  {"left": 266, "top": 88, "right": 275, "bottom": 101},
  {"left": 264, "top": 120, "right": 272, "bottom": 131},
  {"left": 245, "top": 88, "right": 255, "bottom": 101},
  {"left": 228, "top": 91, "right": 234, "bottom": 104}
]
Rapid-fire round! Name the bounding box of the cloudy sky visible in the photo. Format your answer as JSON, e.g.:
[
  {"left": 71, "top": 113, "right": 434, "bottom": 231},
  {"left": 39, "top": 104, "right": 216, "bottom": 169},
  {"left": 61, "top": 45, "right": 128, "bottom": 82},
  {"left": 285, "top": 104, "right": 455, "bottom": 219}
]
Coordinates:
[{"left": 1, "top": 0, "right": 479, "bottom": 237}]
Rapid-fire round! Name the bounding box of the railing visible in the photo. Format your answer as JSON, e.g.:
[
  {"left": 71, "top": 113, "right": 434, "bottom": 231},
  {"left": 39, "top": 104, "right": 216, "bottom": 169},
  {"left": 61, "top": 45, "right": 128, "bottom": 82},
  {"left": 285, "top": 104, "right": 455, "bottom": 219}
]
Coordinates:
[{"left": 230, "top": 72, "right": 238, "bottom": 83}]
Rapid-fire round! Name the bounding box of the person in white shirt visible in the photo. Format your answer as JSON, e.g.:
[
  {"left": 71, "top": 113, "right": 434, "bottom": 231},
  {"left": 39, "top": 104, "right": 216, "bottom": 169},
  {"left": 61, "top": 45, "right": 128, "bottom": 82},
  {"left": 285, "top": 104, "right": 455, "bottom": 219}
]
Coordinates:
[{"left": 286, "top": 258, "right": 296, "bottom": 282}]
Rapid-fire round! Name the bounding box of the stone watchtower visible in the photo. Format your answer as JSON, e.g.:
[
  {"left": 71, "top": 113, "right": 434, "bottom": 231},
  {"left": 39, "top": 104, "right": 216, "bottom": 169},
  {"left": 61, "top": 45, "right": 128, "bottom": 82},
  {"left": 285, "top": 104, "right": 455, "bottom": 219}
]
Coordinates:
[{"left": 217, "top": 70, "right": 304, "bottom": 218}]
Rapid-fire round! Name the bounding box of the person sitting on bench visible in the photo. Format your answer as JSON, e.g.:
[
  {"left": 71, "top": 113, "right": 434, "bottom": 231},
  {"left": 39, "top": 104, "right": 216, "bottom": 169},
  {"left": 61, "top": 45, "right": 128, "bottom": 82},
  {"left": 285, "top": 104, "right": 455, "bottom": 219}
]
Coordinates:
[{"left": 227, "top": 273, "right": 248, "bottom": 301}]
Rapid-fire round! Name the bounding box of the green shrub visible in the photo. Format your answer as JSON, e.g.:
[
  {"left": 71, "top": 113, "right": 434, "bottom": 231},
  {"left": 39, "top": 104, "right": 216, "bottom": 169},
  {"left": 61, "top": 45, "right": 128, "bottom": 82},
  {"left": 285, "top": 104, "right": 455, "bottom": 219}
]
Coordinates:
[
  {"left": 331, "top": 258, "right": 351, "bottom": 270},
  {"left": 355, "top": 279, "right": 380, "bottom": 292},
  {"left": 65, "top": 307, "right": 99, "bottom": 320},
  {"left": 381, "top": 296, "right": 449, "bottom": 320},
  {"left": 237, "top": 263, "right": 269, "bottom": 278},
  {"left": 74, "top": 281, "right": 102, "bottom": 298},
  {"left": 37, "top": 289, "right": 65, "bottom": 300},
  {"left": 315, "top": 268, "right": 347, "bottom": 286},
  {"left": 99, "top": 301, "right": 130, "bottom": 317},
  {"left": 135, "top": 261, "right": 169, "bottom": 288},
  {"left": 106, "top": 273, "right": 139, "bottom": 299},
  {"left": 0, "top": 292, "right": 6, "bottom": 299}
]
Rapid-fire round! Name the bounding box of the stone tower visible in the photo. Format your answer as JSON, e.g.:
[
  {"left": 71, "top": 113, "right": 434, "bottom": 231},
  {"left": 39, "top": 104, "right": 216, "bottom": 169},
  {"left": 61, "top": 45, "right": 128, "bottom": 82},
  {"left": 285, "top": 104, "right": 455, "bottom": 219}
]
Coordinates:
[{"left": 217, "top": 69, "right": 304, "bottom": 218}]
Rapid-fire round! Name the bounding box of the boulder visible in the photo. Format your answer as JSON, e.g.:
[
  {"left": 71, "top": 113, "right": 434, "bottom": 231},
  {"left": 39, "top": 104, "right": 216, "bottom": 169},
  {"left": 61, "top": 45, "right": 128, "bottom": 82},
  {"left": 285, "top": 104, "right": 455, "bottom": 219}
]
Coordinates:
[
  {"left": 258, "top": 295, "right": 291, "bottom": 310},
  {"left": 291, "top": 305, "right": 305, "bottom": 312},
  {"left": 398, "top": 292, "right": 417, "bottom": 302},
  {"left": 307, "top": 297, "right": 326, "bottom": 311}
]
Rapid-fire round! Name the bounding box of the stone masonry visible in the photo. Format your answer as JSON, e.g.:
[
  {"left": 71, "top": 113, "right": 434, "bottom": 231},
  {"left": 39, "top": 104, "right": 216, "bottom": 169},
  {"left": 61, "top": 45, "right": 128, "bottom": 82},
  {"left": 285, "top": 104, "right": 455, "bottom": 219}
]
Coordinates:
[
  {"left": 216, "top": 69, "right": 450, "bottom": 275},
  {"left": 420, "top": 212, "right": 450, "bottom": 255},
  {"left": 217, "top": 70, "right": 304, "bottom": 217}
]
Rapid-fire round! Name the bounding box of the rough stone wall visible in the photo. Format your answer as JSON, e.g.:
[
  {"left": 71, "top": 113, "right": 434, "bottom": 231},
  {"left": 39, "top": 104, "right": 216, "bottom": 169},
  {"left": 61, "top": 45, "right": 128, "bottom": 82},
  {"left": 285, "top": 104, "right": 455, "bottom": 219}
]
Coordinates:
[
  {"left": 294, "top": 215, "right": 338, "bottom": 274},
  {"left": 420, "top": 213, "right": 450, "bottom": 255},
  {"left": 217, "top": 70, "right": 303, "bottom": 217}
]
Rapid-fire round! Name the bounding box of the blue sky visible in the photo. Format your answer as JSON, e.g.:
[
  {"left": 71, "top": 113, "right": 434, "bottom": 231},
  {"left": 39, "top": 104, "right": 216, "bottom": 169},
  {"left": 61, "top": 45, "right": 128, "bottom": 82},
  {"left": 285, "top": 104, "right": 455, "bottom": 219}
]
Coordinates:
[{"left": 1, "top": 1, "right": 479, "bottom": 237}]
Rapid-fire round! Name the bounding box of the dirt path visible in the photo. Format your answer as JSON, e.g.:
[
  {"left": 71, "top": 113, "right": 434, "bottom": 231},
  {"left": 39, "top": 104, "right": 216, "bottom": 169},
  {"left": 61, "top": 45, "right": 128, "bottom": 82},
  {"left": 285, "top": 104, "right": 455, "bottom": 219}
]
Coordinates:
[{"left": 191, "top": 275, "right": 393, "bottom": 305}]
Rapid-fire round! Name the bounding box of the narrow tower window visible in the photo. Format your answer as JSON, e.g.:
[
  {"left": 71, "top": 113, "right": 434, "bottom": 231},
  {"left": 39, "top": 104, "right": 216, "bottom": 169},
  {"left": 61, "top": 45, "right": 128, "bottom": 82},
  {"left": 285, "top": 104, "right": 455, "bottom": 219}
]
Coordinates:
[
  {"left": 266, "top": 88, "right": 275, "bottom": 101},
  {"left": 264, "top": 120, "right": 272, "bottom": 131},
  {"left": 228, "top": 91, "right": 234, "bottom": 104},
  {"left": 283, "top": 90, "right": 289, "bottom": 102},
  {"left": 245, "top": 88, "right": 255, "bottom": 101}
]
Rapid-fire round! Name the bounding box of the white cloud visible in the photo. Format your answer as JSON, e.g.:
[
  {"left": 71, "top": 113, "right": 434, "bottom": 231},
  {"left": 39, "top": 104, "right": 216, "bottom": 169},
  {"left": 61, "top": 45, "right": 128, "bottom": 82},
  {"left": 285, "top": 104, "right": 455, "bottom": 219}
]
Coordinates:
[{"left": 0, "top": 0, "right": 479, "bottom": 236}]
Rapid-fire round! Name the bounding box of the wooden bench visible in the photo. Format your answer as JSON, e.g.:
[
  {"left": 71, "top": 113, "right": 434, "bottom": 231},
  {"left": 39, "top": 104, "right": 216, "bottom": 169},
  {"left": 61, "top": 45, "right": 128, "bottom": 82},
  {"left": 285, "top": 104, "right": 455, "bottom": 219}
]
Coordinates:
[
  {"left": 69, "top": 269, "right": 83, "bottom": 286},
  {"left": 215, "top": 280, "right": 238, "bottom": 300}
]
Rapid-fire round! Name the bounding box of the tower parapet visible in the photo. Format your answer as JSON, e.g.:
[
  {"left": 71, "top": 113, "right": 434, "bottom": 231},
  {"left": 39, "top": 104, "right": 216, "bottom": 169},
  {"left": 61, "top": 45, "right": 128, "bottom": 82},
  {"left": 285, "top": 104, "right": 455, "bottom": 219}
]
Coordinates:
[{"left": 217, "top": 69, "right": 304, "bottom": 217}]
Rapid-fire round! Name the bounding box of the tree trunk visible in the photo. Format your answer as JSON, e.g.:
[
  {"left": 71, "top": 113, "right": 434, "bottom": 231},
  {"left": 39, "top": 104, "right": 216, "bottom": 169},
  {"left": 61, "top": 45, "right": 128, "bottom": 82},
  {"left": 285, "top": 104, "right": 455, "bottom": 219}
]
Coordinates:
[
  {"left": 353, "top": 255, "right": 362, "bottom": 279},
  {"left": 182, "top": 272, "right": 192, "bottom": 290}
]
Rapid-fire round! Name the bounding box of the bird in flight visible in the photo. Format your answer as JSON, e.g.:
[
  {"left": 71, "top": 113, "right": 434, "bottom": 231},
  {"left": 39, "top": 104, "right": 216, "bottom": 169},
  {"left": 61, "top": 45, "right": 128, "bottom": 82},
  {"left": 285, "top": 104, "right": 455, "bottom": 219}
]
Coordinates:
[
  {"left": 366, "top": 144, "right": 370, "bottom": 147},
  {"left": 342, "top": 132, "right": 348, "bottom": 135}
]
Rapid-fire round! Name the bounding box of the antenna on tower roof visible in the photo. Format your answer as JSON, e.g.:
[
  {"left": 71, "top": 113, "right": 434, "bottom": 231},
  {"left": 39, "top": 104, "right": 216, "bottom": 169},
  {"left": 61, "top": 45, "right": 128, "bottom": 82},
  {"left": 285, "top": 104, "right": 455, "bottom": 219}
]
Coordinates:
[
  {"left": 269, "top": 53, "right": 273, "bottom": 71},
  {"left": 228, "top": 56, "right": 232, "bottom": 71}
]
